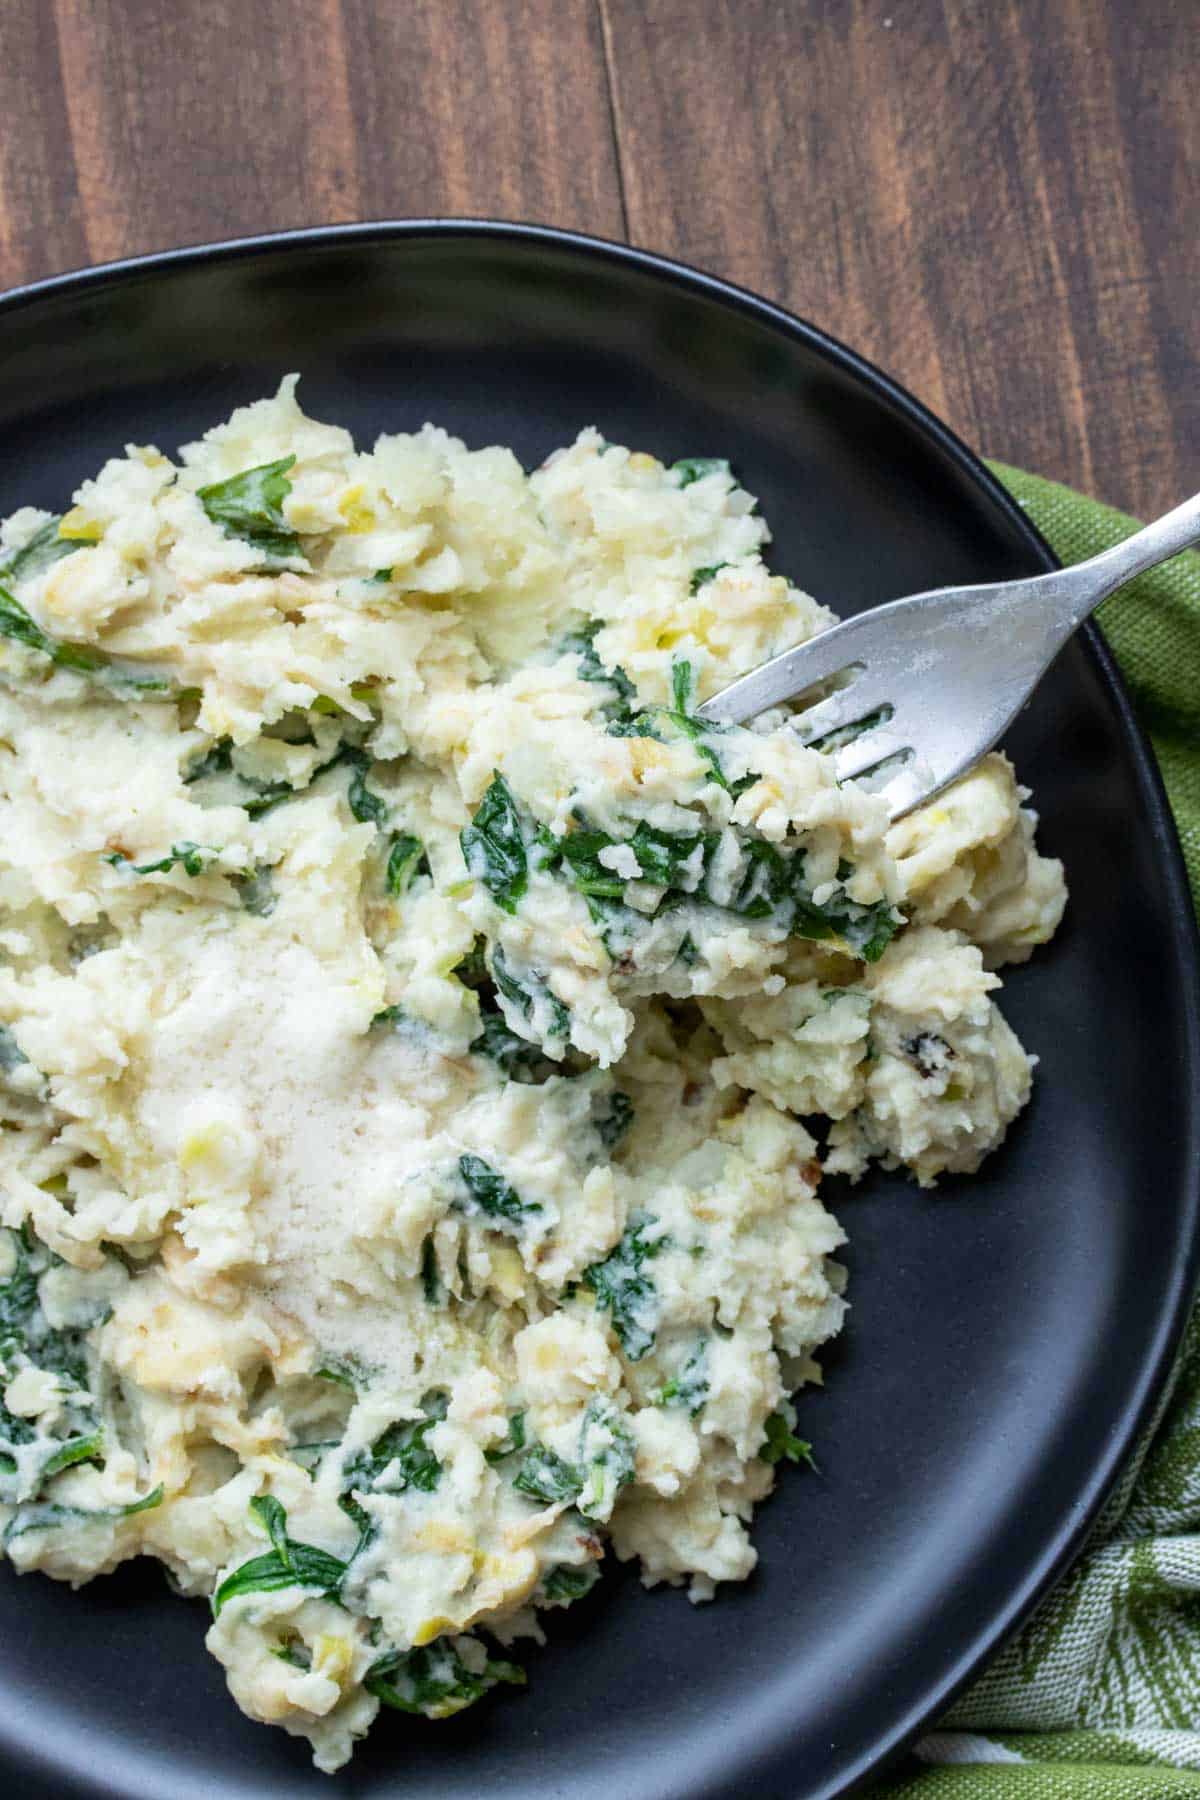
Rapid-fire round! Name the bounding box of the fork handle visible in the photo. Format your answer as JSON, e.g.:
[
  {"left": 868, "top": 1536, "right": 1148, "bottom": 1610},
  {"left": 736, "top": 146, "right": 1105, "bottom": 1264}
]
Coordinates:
[{"left": 1062, "top": 490, "right": 1200, "bottom": 617}]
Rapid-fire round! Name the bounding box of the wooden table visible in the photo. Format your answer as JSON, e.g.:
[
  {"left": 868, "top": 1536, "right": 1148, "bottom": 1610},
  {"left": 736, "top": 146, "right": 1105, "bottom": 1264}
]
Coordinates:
[{"left": 1, "top": 0, "right": 1194, "bottom": 518}]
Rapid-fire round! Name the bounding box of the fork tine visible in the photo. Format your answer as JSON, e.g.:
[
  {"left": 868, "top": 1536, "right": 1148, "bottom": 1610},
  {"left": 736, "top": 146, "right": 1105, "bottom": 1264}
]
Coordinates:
[
  {"left": 696, "top": 618, "right": 869, "bottom": 726},
  {"left": 877, "top": 760, "right": 928, "bottom": 820},
  {"left": 788, "top": 682, "right": 867, "bottom": 744},
  {"left": 832, "top": 723, "right": 907, "bottom": 784}
]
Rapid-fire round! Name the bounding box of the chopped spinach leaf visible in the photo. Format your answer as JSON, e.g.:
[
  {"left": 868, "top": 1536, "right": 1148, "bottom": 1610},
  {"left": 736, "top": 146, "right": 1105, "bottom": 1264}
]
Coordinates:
[
  {"left": 553, "top": 806, "right": 898, "bottom": 964},
  {"left": 420, "top": 1234, "right": 442, "bottom": 1305},
  {"left": 0, "top": 580, "right": 104, "bottom": 672},
  {"left": 231, "top": 863, "right": 277, "bottom": 917},
  {"left": 469, "top": 1010, "right": 560, "bottom": 1083},
  {"left": 106, "top": 840, "right": 218, "bottom": 879},
  {"left": 541, "top": 1561, "right": 602, "bottom": 1603},
  {"left": 461, "top": 773, "right": 528, "bottom": 914},
  {"left": 211, "top": 1493, "right": 347, "bottom": 1617},
  {"left": 370, "top": 1003, "right": 407, "bottom": 1029},
  {"left": 671, "top": 657, "right": 698, "bottom": 715},
  {"left": 514, "top": 1399, "right": 633, "bottom": 1519},
  {"left": 484, "top": 1412, "right": 527, "bottom": 1465},
  {"left": 557, "top": 816, "right": 702, "bottom": 896},
  {"left": 0, "top": 1228, "right": 107, "bottom": 1505},
  {"left": 793, "top": 883, "right": 897, "bottom": 962},
  {"left": 314, "top": 1358, "right": 359, "bottom": 1392},
  {"left": 667, "top": 714, "right": 736, "bottom": 795},
  {"left": 385, "top": 832, "right": 427, "bottom": 896},
  {"left": 183, "top": 739, "right": 234, "bottom": 783},
  {"left": 593, "top": 1090, "right": 634, "bottom": 1150},
  {"left": 575, "top": 1397, "right": 636, "bottom": 1517},
  {"left": 671, "top": 457, "right": 731, "bottom": 487},
  {"left": 452, "top": 938, "right": 489, "bottom": 991},
  {"left": 654, "top": 1338, "right": 709, "bottom": 1416},
  {"left": 187, "top": 740, "right": 382, "bottom": 826},
  {"left": 582, "top": 1211, "right": 666, "bottom": 1361},
  {"left": 196, "top": 456, "right": 302, "bottom": 561},
  {"left": 513, "top": 1443, "right": 581, "bottom": 1506},
  {"left": 803, "top": 704, "right": 893, "bottom": 755},
  {"left": 560, "top": 619, "right": 638, "bottom": 725},
  {"left": 288, "top": 1440, "right": 338, "bottom": 1476},
  {"left": 689, "top": 561, "right": 729, "bottom": 594},
  {"left": 338, "top": 1392, "right": 448, "bottom": 1544},
  {"left": 463, "top": 936, "right": 578, "bottom": 1082},
  {"left": 554, "top": 827, "right": 625, "bottom": 900},
  {"left": 365, "top": 1637, "right": 525, "bottom": 1717},
  {"left": 1, "top": 518, "right": 99, "bottom": 584},
  {"left": 455, "top": 1154, "right": 540, "bottom": 1227},
  {"left": 37, "top": 1429, "right": 105, "bottom": 1480},
  {"left": 342, "top": 748, "right": 389, "bottom": 827},
  {"left": 241, "top": 779, "right": 299, "bottom": 818},
  {"left": 628, "top": 819, "right": 704, "bottom": 887},
  {"left": 491, "top": 942, "right": 570, "bottom": 1040},
  {"left": 4, "top": 1482, "right": 163, "bottom": 1545},
  {"left": 760, "top": 1407, "right": 817, "bottom": 1470}
]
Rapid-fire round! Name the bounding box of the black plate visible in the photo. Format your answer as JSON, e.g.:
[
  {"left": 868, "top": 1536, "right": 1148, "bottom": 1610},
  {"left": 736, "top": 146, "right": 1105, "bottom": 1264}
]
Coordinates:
[{"left": 0, "top": 223, "right": 1196, "bottom": 1800}]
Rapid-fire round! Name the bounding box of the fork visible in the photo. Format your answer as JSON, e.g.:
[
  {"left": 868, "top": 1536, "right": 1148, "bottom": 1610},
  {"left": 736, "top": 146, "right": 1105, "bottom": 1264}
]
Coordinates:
[{"left": 696, "top": 491, "right": 1200, "bottom": 818}]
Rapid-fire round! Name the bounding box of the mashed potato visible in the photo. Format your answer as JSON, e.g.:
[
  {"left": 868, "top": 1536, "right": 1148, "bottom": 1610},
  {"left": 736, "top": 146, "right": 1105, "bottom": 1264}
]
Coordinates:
[{"left": 0, "top": 381, "right": 1065, "bottom": 1770}]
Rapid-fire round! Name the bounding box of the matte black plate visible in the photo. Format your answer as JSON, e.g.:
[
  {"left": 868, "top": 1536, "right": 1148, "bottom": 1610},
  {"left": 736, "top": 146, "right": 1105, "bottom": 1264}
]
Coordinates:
[{"left": 0, "top": 223, "right": 1196, "bottom": 1800}]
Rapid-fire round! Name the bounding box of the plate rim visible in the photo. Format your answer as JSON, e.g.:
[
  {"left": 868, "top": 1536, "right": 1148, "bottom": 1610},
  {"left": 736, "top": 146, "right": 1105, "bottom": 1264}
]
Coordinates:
[{"left": 1, "top": 217, "right": 1197, "bottom": 1798}]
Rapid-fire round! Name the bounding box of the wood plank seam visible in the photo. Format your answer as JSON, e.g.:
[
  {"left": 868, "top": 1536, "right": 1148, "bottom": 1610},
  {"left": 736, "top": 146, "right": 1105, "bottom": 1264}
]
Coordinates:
[{"left": 595, "top": 0, "right": 631, "bottom": 241}]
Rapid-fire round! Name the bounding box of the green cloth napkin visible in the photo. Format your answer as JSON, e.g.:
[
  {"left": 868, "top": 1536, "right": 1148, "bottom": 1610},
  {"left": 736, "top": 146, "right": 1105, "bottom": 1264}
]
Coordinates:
[{"left": 875, "top": 465, "right": 1200, "bottom": 1798}]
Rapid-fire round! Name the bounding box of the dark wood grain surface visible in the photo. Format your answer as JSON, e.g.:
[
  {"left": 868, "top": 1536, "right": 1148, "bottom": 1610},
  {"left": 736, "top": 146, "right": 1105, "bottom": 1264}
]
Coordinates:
[{"left": 0, "top": 0, "right": 1193, "bottom": 516}]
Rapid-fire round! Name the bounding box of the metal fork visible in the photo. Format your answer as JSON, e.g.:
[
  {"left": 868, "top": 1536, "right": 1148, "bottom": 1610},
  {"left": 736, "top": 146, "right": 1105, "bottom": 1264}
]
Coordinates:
[{"left": 696, "top": 491, "right": 1200, "bottom": 818}]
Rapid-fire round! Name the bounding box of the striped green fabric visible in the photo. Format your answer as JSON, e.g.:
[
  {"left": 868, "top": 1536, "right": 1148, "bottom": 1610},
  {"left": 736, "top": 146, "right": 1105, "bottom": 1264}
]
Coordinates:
[{"left": 874, "top": 466, "right": 1200, "bottom": 1797}]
